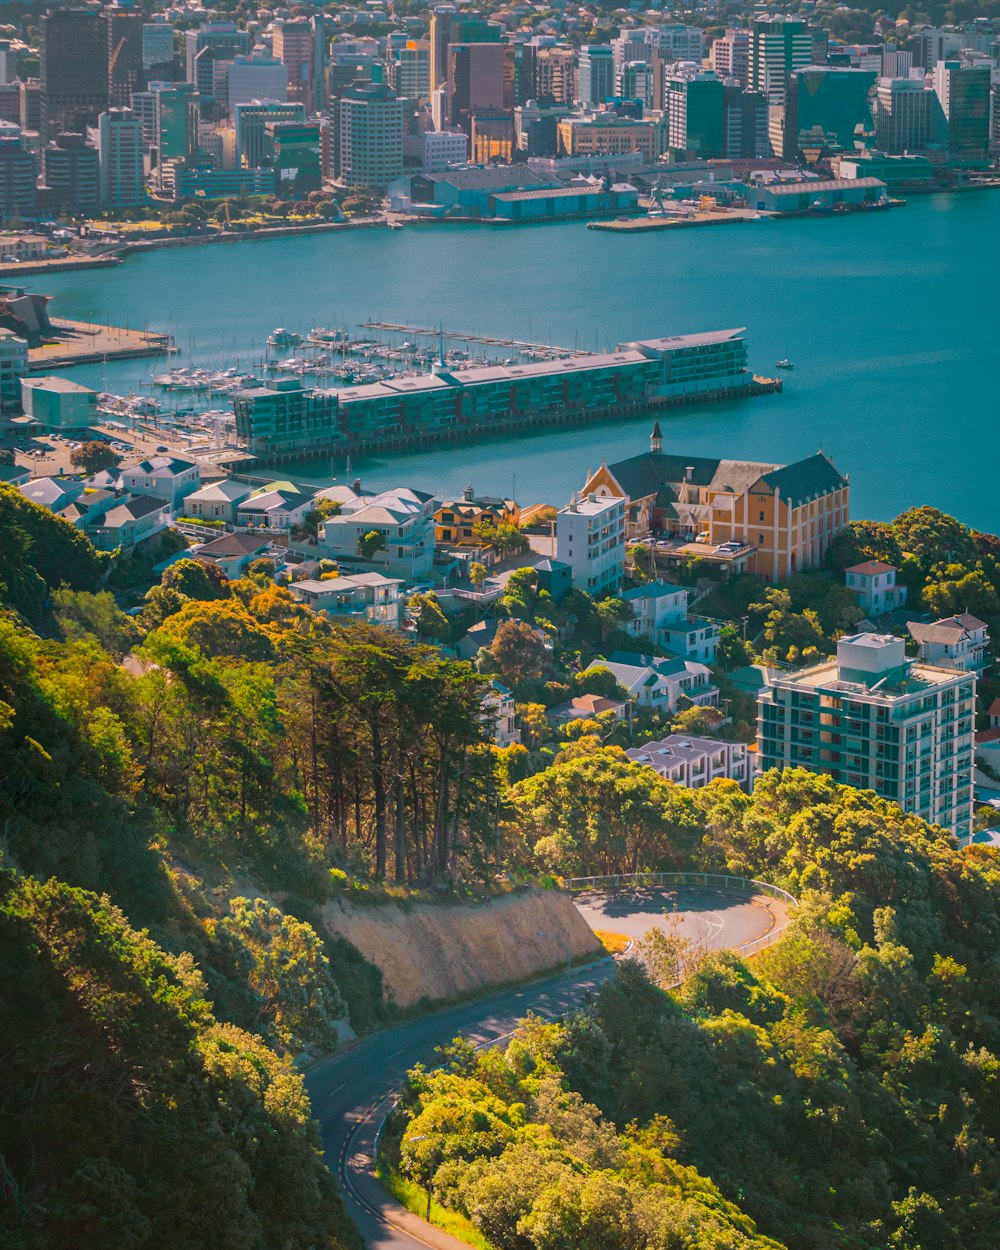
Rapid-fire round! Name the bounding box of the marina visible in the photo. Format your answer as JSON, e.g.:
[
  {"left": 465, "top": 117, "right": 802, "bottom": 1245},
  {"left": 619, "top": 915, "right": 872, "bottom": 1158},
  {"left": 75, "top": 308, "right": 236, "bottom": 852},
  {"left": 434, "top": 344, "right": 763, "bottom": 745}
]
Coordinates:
[{"left": 29, "top": 191, "right": 1000, "bottom": 528}]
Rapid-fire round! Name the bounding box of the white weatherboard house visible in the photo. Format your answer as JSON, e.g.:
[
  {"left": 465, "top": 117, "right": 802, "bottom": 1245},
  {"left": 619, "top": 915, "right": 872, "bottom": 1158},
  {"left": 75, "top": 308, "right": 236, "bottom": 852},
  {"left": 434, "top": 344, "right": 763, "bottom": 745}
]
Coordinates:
[
  {"left": 587, "top": 650, "right": 717, "bottom": 714},
  {"left": 120, "top": 456, "right": 200, "bottom": 510},
  {"left": 317, "top": 486, "right": 437, "bottom": 579}
]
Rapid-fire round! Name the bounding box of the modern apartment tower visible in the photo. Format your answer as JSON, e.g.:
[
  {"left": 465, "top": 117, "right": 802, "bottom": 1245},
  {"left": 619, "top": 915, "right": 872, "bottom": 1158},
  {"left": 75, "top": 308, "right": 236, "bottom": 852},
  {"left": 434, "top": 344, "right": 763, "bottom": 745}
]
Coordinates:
[
  {"left": 710, "top": 30, "right": 750, "bottom": 87},
  {"left": 758, "top": 633, "right": 975, "bottom": 838}
]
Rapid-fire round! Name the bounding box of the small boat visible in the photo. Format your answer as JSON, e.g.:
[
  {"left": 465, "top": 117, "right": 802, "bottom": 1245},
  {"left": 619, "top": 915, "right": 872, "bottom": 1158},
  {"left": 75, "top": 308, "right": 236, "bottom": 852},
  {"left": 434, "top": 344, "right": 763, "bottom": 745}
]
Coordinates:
[
  {"left": 776, "top": 358, "right": 794, "bottom": 370},
  {"left": 268, "top": 327, "right": 301, "bottom": 348}
]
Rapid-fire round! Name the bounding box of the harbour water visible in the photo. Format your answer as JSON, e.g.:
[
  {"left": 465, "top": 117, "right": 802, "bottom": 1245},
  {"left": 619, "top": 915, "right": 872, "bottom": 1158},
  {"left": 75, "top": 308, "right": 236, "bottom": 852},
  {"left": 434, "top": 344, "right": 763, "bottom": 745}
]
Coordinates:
[{"left": 38, "top": 190, "right": 1000, "bottom": 530}]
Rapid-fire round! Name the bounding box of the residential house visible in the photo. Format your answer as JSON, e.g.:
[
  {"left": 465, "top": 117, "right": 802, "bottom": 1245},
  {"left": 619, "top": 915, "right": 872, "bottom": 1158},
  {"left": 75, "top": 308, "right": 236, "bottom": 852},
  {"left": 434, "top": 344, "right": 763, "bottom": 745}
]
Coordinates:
[
  {"left": 555, "top": 492, "right": 626, "bottom": 596},
  {"left": 183, "top": 478, "right": 254, "bottom": 523},
  {"left": 120, "top": 456, "right": 200, "bottom": 510},
  {"left": 908, "top": 614, "right": 990, "bottom": 672},
  {"left": 20, "top": 475, "right": 84, "bottom": 512},
  {"left": 586, "top": 650, "right": 718, "bottom": 714},
  {"left": 534, "top": 557, "right": 572, "bottom": 603},
  {"left": 237, "top": 485, "right": 313, "bottom": 531},
  {"left": 483, "top": 679, "right": 519, "bottom": 747},
  {"left": 289, "top": 572, "right": 403, "bottom": 628},
  {"left": 626, "top": 734, "right": 751, "bottom": 791},
  {"left": 454, "top": 617, "right": 503, "bottom": 661},
  {"left": 551, "top": 692, "right": 628, "bottom": 724},
  {"left": 435, "top": 485, "right": 519, "bottom": 547},
  {"left": 622, "top": 579, "right": 720, "bottom": 664},
  {"left": 194, "top": 532, "right": 276, "bottom": 579},
  {"left": 317, "top": 486, "right": 437, "bottom": 579},
  {"left": 87, "top": 495, "right": 170, "bottom": 550},
  {"left": 845, "top": 560, "right": 907, "bottom": 616},
  {"left": 56, "top": 486, "right": 123, "bottom": 529},
  {"left": 758, "top": 632, "right": 976, "bottom": 838},
  {"left": 0, "top": 463, "right": 30, "bottom": 487},
  {"left": 580, "top": 429, "right": 849, "bottom": 582}
]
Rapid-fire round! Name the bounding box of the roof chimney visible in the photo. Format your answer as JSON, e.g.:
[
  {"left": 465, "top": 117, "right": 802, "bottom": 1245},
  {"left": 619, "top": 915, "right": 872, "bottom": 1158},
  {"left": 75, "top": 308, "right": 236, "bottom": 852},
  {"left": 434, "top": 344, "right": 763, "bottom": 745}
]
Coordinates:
[
  {"left": 353, "top": 477, "right": 362, "bottom": 494},
  {"left": 463, "top": 483, "right": 474, "bottom": 501}
]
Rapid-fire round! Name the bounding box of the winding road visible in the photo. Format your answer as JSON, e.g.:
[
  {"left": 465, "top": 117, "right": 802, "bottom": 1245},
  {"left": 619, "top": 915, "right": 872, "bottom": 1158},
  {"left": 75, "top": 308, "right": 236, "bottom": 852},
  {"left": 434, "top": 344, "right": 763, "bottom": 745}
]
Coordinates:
[{"left": 306, "top": 886, "right": 787, "bottom": 1250}]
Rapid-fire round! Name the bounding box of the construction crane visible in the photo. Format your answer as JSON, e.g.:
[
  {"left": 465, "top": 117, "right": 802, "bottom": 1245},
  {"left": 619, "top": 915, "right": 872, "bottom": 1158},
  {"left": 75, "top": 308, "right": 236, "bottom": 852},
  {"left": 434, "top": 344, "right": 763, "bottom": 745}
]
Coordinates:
[{"left": 108, "top": 37, "right": 126, "bottom": 76}]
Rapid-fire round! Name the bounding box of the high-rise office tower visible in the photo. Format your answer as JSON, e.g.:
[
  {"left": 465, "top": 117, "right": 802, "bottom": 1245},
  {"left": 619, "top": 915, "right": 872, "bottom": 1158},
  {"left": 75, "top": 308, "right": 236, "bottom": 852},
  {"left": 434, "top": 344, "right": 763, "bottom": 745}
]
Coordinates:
[
  {"left": 533, "top": 47, "right": 576, "bottom": 106},
  {"left": 0, "top": 122, "right": 36, "bottom": 216},
  {"left": 428, "top": 12, "right": 500, "bottom": 93},
  {"left": 933, "top": 60, "right": 991, "bottom": 163},
  {"left": 578, "top": 45, "right": 615, "bottom": 107},
  {"left": 664, "top": 66, "right": 724, "bottom": 158},
  {"left": 748, "top": 18, "right": 812, "bottom": 106},
  {"left": 40, "top": 10, "right": 109, "bottom": 139},
  {"left": 446, "top": 42, "right": 515, "bottom": 135},
  {"left": 785, "top": 65, "right": 876, "bottom": 158},
  {"left": 142, "top": 22, "right": 176, "bottom": 74},
  {"left": 41, "top": 131, "right": 100, "bottom": 214},
  {"left": 107, "top": 11, "right": 144, "bottom": 109},
  {"left": 97, "top": 107, "right": 145, "bottom": 207},
  {"left": 710, "top": 30, "right": 750, "bottom": 87},
  {"left": 391, "top": 41, "right": 431, "bottom": 102},
  {"left": 234, "top": 100, "right": 305, "bottom": 168},
  {"left": 874, "top": 78, "right": 942, "bottom": 152},
  {"left": 152, "top": 82, "right": 198, "bottom": 165},
  {"left": 227, "top": 52, "right": 288, "bottom": 110},
  {"left": 336, "top": 82, "right": 403, "bottom": 192},
  {"left": 184, "top": 23, "right": 250, "bottom": 83},
  {"left": 723, "top": 85, "right": 770, "bottom": 157},
  {"left": 273, "top": 19, "right": 315, "bottom": 109}
]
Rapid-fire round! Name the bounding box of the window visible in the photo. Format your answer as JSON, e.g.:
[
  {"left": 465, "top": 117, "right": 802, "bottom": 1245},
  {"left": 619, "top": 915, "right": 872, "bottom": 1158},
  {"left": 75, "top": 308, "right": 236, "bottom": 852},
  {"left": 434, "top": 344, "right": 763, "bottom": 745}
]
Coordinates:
[{"left": 758, "top": 510, "right": 765, "bottom": 521}]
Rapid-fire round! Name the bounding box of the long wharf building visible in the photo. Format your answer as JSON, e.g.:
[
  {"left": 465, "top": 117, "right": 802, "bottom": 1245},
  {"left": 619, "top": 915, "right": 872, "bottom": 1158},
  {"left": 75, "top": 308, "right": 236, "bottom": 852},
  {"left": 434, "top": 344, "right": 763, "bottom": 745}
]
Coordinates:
[{"left": 233, "top": 328, "right": 771, "bottom": 459}]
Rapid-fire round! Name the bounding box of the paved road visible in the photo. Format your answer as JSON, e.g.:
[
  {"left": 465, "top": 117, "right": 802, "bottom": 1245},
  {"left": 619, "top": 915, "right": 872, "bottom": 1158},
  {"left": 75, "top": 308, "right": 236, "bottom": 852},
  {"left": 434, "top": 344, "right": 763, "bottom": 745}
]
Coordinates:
[
  {"left": 307, "top": 887, "right": 782, "bottom": 1250},
  {"left": 573, "top": 884, "right": 787, "bottom": 950}
]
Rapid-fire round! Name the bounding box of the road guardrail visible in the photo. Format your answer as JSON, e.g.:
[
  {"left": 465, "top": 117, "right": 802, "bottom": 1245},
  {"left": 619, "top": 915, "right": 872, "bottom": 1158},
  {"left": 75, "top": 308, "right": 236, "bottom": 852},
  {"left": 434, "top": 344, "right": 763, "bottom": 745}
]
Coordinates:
[{"left": 563, "top": 871, "right": 797, "bottom": 958}]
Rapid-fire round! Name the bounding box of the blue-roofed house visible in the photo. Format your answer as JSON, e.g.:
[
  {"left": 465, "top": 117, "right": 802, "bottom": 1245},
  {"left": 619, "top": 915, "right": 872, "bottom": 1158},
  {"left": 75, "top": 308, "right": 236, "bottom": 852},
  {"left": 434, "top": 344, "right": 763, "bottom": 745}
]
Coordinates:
[{"left": 622, "top": 579, "right": 720, "bottom": 663}]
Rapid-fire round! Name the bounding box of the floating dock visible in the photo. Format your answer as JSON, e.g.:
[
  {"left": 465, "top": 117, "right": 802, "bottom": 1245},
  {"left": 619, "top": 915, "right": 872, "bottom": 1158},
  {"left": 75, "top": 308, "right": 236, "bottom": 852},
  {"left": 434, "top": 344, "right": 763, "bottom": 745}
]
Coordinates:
[{"left": 360, "top": 320, "right": 587, "bottom": 358}]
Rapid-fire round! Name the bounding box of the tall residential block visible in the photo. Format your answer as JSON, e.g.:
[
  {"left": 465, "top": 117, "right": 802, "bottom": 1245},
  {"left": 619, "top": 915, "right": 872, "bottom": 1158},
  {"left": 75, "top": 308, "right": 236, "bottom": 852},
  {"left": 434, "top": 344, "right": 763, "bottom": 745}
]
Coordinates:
[
  {"left": 40, "top": 10, "right": 109, "bottom": 139},
  {"left": 336, "top": 82, "right": 403, "bottom": 192},
  {"left": 533, "top": 46, "right": 576, "bottom": 106},
  {"left": 392, "top": 41, "right": 430, "bottom": 102},
  {"left": 578, "top": 45, "right": 615, "bottom": 107},
  {"left": 933, "top": 60, "right": 991, "bottom": 164},
  {"left": 555, "top": 492, "right": 626, "bottom": 597},
  {"left": 98, "top": 108, "right": 145, "bottom": 207},
  {"left": 758, "top": 633, "right": 975, "bottom": 838}
]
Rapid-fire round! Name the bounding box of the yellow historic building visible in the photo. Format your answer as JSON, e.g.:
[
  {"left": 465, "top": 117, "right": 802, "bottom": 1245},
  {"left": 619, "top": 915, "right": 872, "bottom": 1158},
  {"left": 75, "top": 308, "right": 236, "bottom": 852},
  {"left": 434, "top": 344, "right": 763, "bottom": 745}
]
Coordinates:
[
  {"left": 580, "top": 425, "right": 849, "bottom": 582},
  {"left": 435, "top": 485, "right": 520, "bottom": 547}
]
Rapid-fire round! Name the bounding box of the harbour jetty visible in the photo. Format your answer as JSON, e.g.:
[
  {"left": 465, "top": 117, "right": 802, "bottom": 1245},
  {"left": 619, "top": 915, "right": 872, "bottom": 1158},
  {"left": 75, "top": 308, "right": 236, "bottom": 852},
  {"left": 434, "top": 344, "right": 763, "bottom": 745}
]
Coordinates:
[
  {"left": 28, "top": 318, "right": 175, "bottom": 370},
  {"left": 360, "top": 321, "right": 588, "bottom": 358}
]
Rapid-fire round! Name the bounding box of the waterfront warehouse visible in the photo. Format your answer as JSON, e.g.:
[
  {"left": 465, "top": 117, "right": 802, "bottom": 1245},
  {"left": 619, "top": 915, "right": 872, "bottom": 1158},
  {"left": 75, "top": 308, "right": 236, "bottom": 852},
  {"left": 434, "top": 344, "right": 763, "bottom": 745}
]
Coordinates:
[{"left": 232, "top": 327, "right": 770, "bottom": 459}]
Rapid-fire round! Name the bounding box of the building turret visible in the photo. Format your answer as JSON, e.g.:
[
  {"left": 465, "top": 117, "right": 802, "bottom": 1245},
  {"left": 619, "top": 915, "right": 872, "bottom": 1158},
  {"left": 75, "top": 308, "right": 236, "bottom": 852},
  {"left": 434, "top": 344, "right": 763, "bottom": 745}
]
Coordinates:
[{"left": 650, "top": 420, "right": 663, "bottom": 454}]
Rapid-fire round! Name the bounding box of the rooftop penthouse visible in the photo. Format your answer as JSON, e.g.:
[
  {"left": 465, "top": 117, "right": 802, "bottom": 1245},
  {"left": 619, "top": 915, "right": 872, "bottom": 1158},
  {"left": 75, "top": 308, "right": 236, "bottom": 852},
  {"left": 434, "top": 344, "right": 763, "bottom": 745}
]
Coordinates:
[{"left": 233, "top": 328, "right": 769, "bottom": 460}]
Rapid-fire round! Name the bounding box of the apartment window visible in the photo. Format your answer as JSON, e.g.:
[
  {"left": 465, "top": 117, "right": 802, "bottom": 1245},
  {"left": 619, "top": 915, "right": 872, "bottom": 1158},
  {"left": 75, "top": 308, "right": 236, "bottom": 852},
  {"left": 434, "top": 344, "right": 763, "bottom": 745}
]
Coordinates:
[{"left": 758, "top": 510, "right": 765, "bottom": 521}]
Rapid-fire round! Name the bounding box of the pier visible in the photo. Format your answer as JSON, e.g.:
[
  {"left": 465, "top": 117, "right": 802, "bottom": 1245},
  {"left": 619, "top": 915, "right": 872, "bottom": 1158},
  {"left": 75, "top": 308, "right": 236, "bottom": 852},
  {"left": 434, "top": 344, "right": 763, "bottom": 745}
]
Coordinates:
[
  {"left": 236, "top": 377, "right": 783, "bottom": 473},
  {"left": 359, "top": 321, "right": 588, "bottom": 358},
  {"left": 28, "top": 318, "right": 175, "bottom": 371}
]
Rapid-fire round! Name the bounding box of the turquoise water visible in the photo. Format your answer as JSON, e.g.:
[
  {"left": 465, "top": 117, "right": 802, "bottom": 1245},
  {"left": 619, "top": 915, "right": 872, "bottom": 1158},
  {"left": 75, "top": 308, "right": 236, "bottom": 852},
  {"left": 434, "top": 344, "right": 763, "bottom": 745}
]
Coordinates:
[{"left": 39, "top": 192, "right": 1000, "bottom": 528}]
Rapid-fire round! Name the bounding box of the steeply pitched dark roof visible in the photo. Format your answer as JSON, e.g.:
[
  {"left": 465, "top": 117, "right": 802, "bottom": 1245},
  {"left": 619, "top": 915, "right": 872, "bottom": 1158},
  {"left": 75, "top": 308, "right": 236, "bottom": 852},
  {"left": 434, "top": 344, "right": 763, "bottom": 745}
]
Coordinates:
[{"left": 758, "top": 453, "right": 847, "bottom": 506}]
